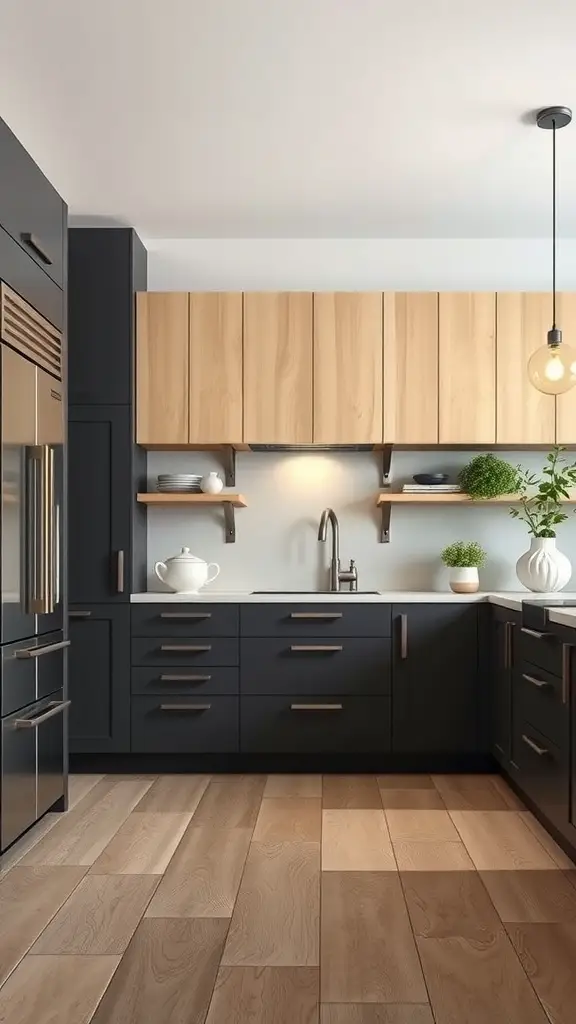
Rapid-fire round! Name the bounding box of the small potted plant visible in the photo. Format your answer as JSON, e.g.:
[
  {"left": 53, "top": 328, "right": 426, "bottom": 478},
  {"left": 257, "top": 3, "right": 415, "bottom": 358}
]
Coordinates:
[
  {"left": 441, "top": 540, "right": 486, "bottom": 594},
  {"left": 458, "top": 453, "right": 520, "bottom": 499},
  {"left": 510, "top": 445, "right": 576, "bottom": 592}
]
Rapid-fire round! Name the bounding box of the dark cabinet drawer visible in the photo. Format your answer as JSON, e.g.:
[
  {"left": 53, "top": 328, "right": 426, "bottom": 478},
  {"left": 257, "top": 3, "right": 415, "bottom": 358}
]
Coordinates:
[
  {"left": 132, "top": 604, "right": 238, "bottom": 637},
  {"left": 132, "top": 666, "right": 238, "bottom": 696},
  {"left": 241, "top": 695, "right": 391, "bottom": 753},
  {"left": 131, "top": 695, "right": 239, "bottom": 753},
  {"left": 240, "top": 603, "right": 391, "bottom": 637},
  {"left": 1, "top": 637, "right": 36, "bottom": 716},
  {"left": 131, "top": 637, "right": 238, "bottom": 667},
  {"left": 240, "top": 637, "right": 391, "bottom": 695},
  {"left": 512, "top": 719, "right": 568, "bottom": 833},
  {"left": 0, "top": 119, "right": 65, "bottom": 288},
  {"left": 518, "top": 627, "right": 563, "bottom": 676},
  {"left": 514, "top": 661, "right": 569, "bottom": 751}
]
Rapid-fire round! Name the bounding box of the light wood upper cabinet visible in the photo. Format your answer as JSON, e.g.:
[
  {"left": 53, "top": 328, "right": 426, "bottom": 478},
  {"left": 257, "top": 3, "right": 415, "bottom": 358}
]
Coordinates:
[
  {"left": 553, "top": 293, "right": 576, "bottom": 443},
  {"left": 313, "top": 292, "right": 383, "bottom": 444},
  {"left": 189, "top": 293, "right": 243, "bottom": 444},
  {"left": 383, "top": 292, "right": 438, "bottom": 444},
  {"left": 136, "top": 292, "right": 189, "bottom": 445},
  {"left": 439, "top": 292, "right": 496, "bottom": 444},
  {"left": 496, "top": 293, "right": 555, "bottom": 444},
  {"left": 243, "top": 292, "right": 313, "bottom": 443}
]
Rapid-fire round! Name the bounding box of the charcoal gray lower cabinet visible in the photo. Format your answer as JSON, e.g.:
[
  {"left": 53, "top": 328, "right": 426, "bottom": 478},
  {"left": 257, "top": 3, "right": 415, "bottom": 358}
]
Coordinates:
[
  {"left": 69, "top": 605, "right": 130, "bottom": 753},
  {"left": 241, "top": 696, "right": 391, "bottom": 753},
  {"left": 392, "top": 604, "right": 479, "bottom": 754},
  {"left": 491, "top": 607, "right": 520, "bottom": 769}
]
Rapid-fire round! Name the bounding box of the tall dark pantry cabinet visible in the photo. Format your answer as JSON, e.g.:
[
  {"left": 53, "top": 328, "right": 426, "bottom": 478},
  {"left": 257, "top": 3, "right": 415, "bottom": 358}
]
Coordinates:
[{"left": 68, "top": 229, "right": 147, "bottom": 753}]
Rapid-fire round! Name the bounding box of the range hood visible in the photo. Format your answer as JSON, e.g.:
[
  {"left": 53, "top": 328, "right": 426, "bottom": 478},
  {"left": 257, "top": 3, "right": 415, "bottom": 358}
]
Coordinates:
[{"left": 248, "top": 444, "right": 375, "bottom": 452}]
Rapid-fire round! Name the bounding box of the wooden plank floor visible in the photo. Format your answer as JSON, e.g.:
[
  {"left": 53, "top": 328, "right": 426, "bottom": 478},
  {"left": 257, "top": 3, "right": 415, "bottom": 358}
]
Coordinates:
[{"left": 0, "top": 772, "right": 575, "bottom": 1023}]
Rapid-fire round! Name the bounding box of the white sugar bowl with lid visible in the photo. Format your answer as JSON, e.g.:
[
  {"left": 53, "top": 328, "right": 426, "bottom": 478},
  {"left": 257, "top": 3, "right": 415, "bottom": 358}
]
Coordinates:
[{"left": 154, "top": 548, "right": 220, "bottom": 593}]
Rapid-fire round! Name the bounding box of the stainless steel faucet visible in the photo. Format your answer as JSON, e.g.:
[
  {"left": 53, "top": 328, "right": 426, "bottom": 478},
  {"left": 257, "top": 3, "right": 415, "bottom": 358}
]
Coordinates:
[{"left": 317, "top": 507, "right": 358, "bottom": 592}]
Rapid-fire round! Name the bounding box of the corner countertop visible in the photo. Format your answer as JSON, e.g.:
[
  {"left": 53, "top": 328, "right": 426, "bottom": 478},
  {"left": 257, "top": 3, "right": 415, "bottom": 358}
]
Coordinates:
[
  {"left": 548, "top": 607, "right": 576, "bottom": 628},
  {"left": 131, "top": 590, "right": 576, "bottom": 611}
]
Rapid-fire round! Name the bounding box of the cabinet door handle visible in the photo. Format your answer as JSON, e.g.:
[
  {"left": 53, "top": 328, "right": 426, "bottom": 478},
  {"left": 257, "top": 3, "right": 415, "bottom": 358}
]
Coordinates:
[
  {"left": 522, "top": 673, "right": 550, "bottom": 689},
  {"left": 522, "top": 733, "right": 548, "bottom": 756},
  {"left": 16, "top": 639, "right": 70, "bottom": 659},
  {"left": 521, "top": 627, "right": 552, "bottom": 640},
  {"left": 400, "top": 614, "right": 408, "bottom": 659},
  {"left": 290, "top": 612, "right": 343, "bottom": 619},
  {"left": 14, "top": 700, "right": 71, "bottom": 728},
  {"left": 562, "top": 643, "right": 571, "bottom": 705},
  {"left": 116, "top": 550, "right": 125, "bottom": 593},
  {"left": 20, "top": 232, "right": 52, "bottom": 265},
  {"left": 69, "top": 611, "right": 91, "bottom": 619},
  {"left": 159, "top": 612, "right": 212, "bottom": 619},
  {"left": 159, "top": 703, "right": 211, "bottom": 711},
  {"left": 159, "top": 674, "right": 212, "bottom": 682},
  {"left": 290, "top": 645, "right": 343, "bottom": 652},
  {"left": 291, "top": 703, "right": 343, "bottom": 711},
  {"left": 159, "top": 644, "right": 212, "bottom": 652}
]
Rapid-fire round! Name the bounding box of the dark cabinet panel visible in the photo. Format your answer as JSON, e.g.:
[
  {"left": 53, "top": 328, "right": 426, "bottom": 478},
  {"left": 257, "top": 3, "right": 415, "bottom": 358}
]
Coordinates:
[
  {"left": 68, "top": 228, "right": 146, "bottom": 405},
  {"left": 512, "top": 717, "right": 568, "bottom": 834},
  {"left": 514, "top": 659, "right": 568, "bottom": 752},
  {"left": 68, "top": 605, "right": 130, "bottom": 753},
  {"left": 0, "top": 224, "right": 64, "bottom": 329},
  {"left": 518, "top": 626, "right": 563, "bottom": 676},
  {"left": 0, "top": 118, "right": 65, "bottom": 289},
  {"left": 132, "top": 603, "right": 238, "bottom": 638},
  {"left": 132, "top": 695, "right": 239, "bottom": 753},
  {"left": 491, "top": 609, "right": 519, "bottom": 768},
  {"left": 241, "top": 694, "right": 391, "bottom": 753},
  {"left": 240, "top": 603, "right": 391, "bottom": 638},
  {"left": 241, "top": 637, "right": 391, "bottom": 695},
  {"left": 392, "top": 604, "right": 479, "bottom": 755},
  {"left": 68, "top": 407, "right": 132, "bottom": 603},
  {"left": 37, "top": 689, "right": 66, "bottom": 817}
]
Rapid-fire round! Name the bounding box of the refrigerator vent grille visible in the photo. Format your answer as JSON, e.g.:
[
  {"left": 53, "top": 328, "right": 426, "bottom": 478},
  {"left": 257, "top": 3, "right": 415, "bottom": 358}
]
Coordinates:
[{"left": 0, "top": 284, "right": 62, "bottom": 379}]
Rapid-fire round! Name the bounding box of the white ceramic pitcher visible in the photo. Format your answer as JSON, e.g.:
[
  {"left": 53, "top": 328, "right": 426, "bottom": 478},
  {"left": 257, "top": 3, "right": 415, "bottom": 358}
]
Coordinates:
[{"left": 154, "top": 547, "right": 220, "bottom": 593}]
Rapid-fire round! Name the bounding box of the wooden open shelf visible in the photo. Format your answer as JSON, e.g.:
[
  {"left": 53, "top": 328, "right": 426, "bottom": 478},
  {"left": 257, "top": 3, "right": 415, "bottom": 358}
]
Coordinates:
[{"left": 137, "top": 493, "right": 247, "bottom": 507}]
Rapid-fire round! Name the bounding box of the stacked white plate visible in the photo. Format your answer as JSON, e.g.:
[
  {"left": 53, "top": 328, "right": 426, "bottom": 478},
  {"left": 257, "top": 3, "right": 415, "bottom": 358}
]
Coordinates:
[{"left": 156, "top": 474, "right": 202, "bottom": 493}]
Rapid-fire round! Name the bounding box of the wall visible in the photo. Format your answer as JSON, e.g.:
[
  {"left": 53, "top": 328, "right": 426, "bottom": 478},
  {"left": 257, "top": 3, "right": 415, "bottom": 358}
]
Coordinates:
[{"left": 144, "top": 237, "right": 576, "bottom": 593}]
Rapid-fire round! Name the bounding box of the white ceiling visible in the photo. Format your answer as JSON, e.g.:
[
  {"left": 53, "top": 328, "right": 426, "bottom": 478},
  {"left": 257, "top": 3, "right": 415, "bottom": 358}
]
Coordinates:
[{"left": 2, "top": 0, "right": 576, "bottom": 238}]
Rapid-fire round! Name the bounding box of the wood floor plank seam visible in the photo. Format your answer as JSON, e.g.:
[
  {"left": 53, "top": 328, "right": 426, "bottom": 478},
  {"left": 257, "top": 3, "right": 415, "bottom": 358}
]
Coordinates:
[{"left": 390, "top": 820, "right": 437, "bottom": 1022}]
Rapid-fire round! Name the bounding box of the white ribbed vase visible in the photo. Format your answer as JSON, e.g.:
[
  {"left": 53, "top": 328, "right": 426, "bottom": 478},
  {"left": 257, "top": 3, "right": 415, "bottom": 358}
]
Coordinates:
[{"left": 516, "top": 537, "right": 572, "bottom": 593}]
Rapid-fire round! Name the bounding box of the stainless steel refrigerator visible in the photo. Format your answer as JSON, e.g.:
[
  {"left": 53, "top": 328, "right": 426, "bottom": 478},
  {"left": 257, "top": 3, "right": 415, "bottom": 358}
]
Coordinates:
[{"left": 0, "top": 284, "right": 68, "bottom": 851}]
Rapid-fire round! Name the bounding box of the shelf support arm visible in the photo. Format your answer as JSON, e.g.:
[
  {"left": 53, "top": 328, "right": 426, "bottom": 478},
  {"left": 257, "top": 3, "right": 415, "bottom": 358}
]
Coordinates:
[
  {"left": 382, "top": 444, "right": 393, "bottom": 488},
  {"left": 223, "top": 501, "right": 236, "bottom": 543},
  {"left": 380, "top": 501, "right": 391, "bottom": 544},
  {"left": 222, "top": 446, "right": 236, "bottom": 487}
]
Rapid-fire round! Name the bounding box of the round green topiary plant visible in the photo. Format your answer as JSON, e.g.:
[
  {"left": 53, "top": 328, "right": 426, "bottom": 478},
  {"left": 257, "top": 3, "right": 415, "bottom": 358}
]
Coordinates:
[
  {"left": 441, "top": 540, "right": 486, "bottom": 568},
  {"left": 458, "top": 454, "right": 520, "bottom": 499}
]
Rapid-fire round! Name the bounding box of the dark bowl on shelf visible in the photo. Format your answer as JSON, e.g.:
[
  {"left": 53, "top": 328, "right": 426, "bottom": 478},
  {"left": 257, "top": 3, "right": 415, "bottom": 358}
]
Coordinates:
[{"left": 412, "top": 473, "right": 449, "bottom": 485}]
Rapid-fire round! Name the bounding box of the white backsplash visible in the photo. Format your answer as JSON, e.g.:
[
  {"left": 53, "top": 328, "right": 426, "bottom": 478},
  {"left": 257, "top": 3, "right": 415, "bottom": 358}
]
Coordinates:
[{"left": 145, "top": 449, "right": 576, "bottom": 593}]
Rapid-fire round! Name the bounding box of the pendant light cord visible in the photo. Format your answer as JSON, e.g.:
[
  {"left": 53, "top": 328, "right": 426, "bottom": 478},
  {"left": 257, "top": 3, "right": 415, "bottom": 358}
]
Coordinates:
[{"left": 552, "top": 117, "right": 557, "bottom": 328}]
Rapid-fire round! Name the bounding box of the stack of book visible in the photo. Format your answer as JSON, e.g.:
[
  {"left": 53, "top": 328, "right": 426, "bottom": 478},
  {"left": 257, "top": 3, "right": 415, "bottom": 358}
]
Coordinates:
[{"left": 402, "top": 483, "right": 462, "bottom": 493}]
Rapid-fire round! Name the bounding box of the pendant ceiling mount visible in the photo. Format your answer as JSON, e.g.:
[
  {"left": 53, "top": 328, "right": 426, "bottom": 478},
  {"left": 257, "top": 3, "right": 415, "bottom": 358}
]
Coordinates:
[{"left": 537, "top": 106, "right": 572, "bottom": 130}]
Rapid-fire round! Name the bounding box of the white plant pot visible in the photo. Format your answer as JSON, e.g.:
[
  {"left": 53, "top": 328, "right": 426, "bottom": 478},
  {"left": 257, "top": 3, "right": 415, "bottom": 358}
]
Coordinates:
[
  {"left": 200, "top": 472, "right": 223, "bottom": 495},
  {"left": 516, "top": 537, "right": 572, "bottom": 593},
  {"left": 449, "top": 566, "right": 479, "bottom": 594}
]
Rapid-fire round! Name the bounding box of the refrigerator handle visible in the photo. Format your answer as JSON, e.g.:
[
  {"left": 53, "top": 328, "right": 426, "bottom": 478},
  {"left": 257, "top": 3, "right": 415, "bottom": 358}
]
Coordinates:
[{"left": 25, "top": 447, "right": 40, "bottom": 615}]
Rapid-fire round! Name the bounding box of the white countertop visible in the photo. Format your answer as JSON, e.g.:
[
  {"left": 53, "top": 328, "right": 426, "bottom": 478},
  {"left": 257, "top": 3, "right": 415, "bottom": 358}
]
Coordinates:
[
  {"left": 131, "top": 590, "right": 576, "bottom": 612},
  {"left": 548, "top": 607, "right": 576, "bottom": 628}
]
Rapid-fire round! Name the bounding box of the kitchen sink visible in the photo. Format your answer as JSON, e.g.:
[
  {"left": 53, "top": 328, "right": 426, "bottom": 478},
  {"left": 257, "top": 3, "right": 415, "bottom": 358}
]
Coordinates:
[{"left": 251, "top": 590, "right": 380, "bottom": 595}]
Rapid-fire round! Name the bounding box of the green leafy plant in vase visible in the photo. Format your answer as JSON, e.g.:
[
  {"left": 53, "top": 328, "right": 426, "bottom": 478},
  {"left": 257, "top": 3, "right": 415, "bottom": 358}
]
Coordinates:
[
  {"left": 510, "top": 445, "right": 576, "bottom": 592},
  {"left": 441, "top": 540, "right": 486, "bottom": 594}
]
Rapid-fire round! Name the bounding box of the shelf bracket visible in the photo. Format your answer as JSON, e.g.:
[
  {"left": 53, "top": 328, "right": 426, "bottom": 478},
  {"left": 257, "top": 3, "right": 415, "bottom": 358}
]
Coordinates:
[
  {"left": 381, "top": 444, "right": 393, "bottom": 488},
  {"left": 380, "top": 501, "right": 391, "bottom": 544},
  {"left": 222, "top": 446, "right": 236, "bottom": 487},
  {"left": 223, "top": 501, "right": 236, "bottom": 543}
]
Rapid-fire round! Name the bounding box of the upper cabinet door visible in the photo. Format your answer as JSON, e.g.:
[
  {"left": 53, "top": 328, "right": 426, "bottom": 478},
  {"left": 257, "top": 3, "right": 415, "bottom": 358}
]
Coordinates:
[
  {"left": 383, "top": 292, "right": 438, "bottom": 444},
  {"left": 554, "top": 294, "right": 576, "bottom": 444},
  {"left": 313, "top": 293, "right": 383, "bottom": 443},
  {"left": 439, "top": 292, "right": 496, "bottom": 444},
  {"left": 243, "top": 292, "right": 313, "bottom": 444},
  {"left": 136, "top": 293, "right": 189, "bottom": 445},
  {"left": 496, "top": 293, "right": 555, "bottom": 444},
  {"left": 189, "top": 293, "right": 243, "bottom": 444}
]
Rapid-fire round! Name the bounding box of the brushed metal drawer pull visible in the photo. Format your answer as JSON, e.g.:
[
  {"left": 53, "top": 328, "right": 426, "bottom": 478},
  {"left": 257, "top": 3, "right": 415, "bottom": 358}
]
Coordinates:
[
  {"left": 20, "top": 232, "right": 52, "bottom": 265},
  {"left": 14, "top": 700, "right": 71, "bottom": 728},
  {"left": 291, "top": 703, "right": 343, "bottom": 711},
  {"left": 159, "top": 703, "right": 211, "bottom": 711},
  {"left": 69, "top": 611, "right": 91, "bottom": 619},
  {"left": 521, "top": 627, "right": 552, "bottom": 640},
  {"left": 522, "top": 673, "right": 550, "bottom": 689},
  {"left": 160, "top": 644, "right": 212, "bottom": 652},
  {"left": 160, "top": 612, "right": 212, "bottom": 619},
  {"left": 16, "top": 639, "right": 70, "bottom": 659},
  {"left": 159, "top": 674, "right": 212, "bottom": 682},
  {"left": 400, "top": 613, "right": 408, "bottom": 659},
  {"left": 290, "top": 612, "right": 343, "bottom": 619},
  {"left": 522, "top": 733, "right": 548, "bottom": 756},
  {"left": 290, "top": 645, "right": 343, "bottom": 652},
  {"left": 562, "top": 643, "right": 571, "bottom": 705}
]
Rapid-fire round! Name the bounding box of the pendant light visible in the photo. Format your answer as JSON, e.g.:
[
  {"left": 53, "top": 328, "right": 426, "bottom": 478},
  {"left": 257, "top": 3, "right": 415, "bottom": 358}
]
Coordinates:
[{"left": 528, "top": 105, "right": 576, "bottom": 395}]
